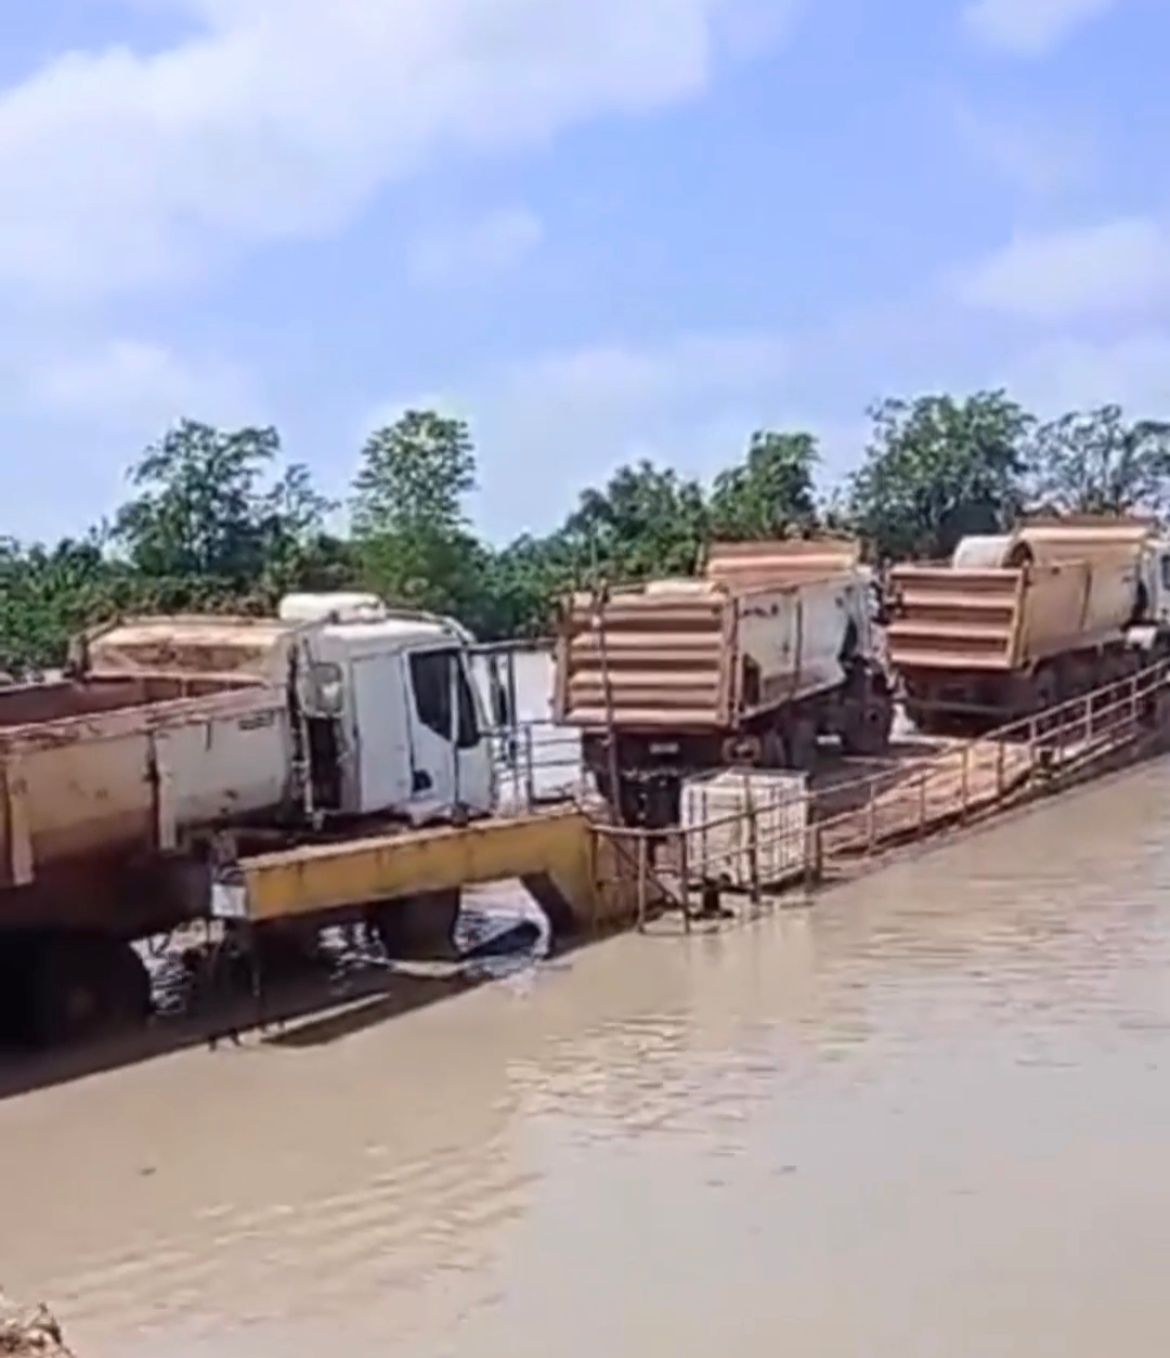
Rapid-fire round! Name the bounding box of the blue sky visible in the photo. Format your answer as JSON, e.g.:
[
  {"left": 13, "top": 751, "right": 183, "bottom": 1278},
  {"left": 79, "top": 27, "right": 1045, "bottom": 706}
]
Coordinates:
[{"left": 1, "top": 0, "right": 1167, "bottom": 545}]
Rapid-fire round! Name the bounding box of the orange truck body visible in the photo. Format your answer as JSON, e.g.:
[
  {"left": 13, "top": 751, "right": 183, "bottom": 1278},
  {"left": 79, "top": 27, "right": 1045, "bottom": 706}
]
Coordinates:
[{"left": 888, "top": 517, "right": 1161, "bottom": 723}]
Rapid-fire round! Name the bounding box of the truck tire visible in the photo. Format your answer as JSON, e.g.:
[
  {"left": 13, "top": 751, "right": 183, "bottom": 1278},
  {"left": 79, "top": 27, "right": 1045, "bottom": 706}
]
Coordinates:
[
  {"left": 1030, "top": 665, "right": 1060, "bottom": 716},
  {"left": 760, "top": 730, "right": 787, "bottom": 769},
  {"left": 23, "top": 934, "right": 151, "bottom": 1047},
  {"left": 903, "top": 701, "right": 931, "bottom": 735},
  {"left": 840, "top": 689, "right": 894, "bottom": 757},
  {"left": 787, "top": 718, "right": 819, "bottom": 772}
]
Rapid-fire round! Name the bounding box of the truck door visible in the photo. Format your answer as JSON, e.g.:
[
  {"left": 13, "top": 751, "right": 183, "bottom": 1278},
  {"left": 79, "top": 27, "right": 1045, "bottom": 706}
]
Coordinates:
[
  {"left": 406, "top": 648, "right": 494, "bottom": 819},
  {"left": 351, "top": 654, "right": 413, "bottom": 814}
]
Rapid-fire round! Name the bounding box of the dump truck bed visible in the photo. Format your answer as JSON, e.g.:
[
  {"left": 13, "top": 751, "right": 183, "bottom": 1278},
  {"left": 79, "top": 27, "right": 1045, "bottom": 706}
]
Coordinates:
[
  {"left": 555, "top": 569, "right": 864, "bottom": 732},
  {"left": 555, "top": 583, "right": 734, "bottom": 729},
  {"left": 888, "top": 556, "right": 1138, "bottom": 674},
  {"left": 0, "top": 673, "right": 293, "bottom": 892}
]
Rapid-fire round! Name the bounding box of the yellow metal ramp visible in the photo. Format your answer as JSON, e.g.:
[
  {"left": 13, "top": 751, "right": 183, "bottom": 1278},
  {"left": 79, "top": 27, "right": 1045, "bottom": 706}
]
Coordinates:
[{"left": 224, "top": 809, "right": 645, "bottom": 937}]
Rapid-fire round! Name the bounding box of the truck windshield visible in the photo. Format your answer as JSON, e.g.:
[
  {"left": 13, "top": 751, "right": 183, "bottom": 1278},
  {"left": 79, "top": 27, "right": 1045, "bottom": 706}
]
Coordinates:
[{"left": 409, "top": 650, "right": 480, "bottom": 749}]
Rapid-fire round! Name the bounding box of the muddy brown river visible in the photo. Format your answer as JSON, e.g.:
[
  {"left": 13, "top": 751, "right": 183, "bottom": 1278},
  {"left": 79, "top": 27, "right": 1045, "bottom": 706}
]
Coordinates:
[{"left": 5, "top": 760, "right": 1170, "bottom": 1356}]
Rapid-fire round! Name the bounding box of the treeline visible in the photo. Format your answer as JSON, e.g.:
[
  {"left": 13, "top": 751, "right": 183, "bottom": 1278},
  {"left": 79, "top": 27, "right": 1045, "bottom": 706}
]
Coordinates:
[{"left": 4, "top": 392, "right": 1170, "bottom": 678}]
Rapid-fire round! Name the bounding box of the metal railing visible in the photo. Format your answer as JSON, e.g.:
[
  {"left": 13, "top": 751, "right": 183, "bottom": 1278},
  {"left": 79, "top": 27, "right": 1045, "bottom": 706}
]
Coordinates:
[
  {"left": 592, "top": 657, "right": 1170, "bottom": 929},
  {"left": 488, "top": 719, "right": 592, "bottom": 812}
]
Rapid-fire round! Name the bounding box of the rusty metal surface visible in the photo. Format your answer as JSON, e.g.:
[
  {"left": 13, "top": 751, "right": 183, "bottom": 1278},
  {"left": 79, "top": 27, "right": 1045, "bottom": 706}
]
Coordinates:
[
  {"left": 555, "top": 559, "right": 868, "bottom": 730},
  {"left": 0, "top": 680, "right": 291, "bottom": 893},
  {"left": 704, "top": 537, "right": 861, "bottom": 589},
  {"left": 0, "top": 679, "right": 277, "bottom": 753},
  {"left": 555, "top": 585, "right": 732, "bottom": 728},
  {"left": 888, "top": 565, "right": 1024, "bottom": 672},
  {"left": 1015, "top": 516, "right": 1156, "bottom": 563},
  {"left": 890, "top": 550, "right": 1139, "bottom": 677},
  {"left": 234, "top": 807, "right": 639, "bottom": 934},
  {"left": 84, "top": 615, "right": 294, "bottom": 681},
  {"left": 1020, "top": 558, "right": 1136, "bottom": 658}
]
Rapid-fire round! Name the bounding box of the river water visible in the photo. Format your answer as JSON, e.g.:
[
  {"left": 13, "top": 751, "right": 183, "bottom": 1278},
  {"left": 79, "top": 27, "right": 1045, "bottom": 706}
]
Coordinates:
[{"left": 4, "top": 758, "right": 1170, "bottom": 1356}]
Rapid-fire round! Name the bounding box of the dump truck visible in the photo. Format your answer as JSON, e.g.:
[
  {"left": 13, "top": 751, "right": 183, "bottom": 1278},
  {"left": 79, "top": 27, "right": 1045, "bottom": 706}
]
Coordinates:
[
  {"left": 0, "top": 594, "right": 499, "bottom": 1042},
  {"left": 553, "top": 540, "right": 893, "bottom": 825},
  {"left": 887, "top": 517, "right": 1170, "bottom": 732}
]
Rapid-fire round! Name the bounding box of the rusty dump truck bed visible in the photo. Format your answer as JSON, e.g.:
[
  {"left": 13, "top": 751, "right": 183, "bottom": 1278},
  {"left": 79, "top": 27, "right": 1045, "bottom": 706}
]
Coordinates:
[
  {"left": 0, "top": 667, "right": 293, "bottom": 895},
  {"left": 554, "top": 540, "right": 867, "bottom": 730},
  {"left": 888, "top": 523, "right": 1145, "bottom": 675},
  {"left": 556, "top": 581, "right": 733, "bottom": 728}
]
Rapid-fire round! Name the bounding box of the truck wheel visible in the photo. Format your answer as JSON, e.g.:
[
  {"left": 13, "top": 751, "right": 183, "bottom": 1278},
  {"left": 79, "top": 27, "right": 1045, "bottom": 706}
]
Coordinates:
[
  {"left": 903, "top": 702, "right": 934, "bottom": 735},
  {"left": 841, "top": 691, "right": 893, "bottom": 757},
  {"left": 760, "top": 730, "right": 788, "bottom": 769},
  {"left": 25, "top": 934, "right": 151, "bottom": 1047},
  {"left": 787, "top": 718, "right": 819, "bottom": 772},
  {"left": 1030, "top": 666, "right": 1059, "bottom": 716}
]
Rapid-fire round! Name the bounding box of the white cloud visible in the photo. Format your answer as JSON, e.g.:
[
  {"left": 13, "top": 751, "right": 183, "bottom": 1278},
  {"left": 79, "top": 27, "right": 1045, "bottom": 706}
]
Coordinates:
[
  {"left": 26, "top": 339, "right": 255, "bottom": 428},
  {"left": 0, "top": 0, "right": 797, "bottom": 300},
  {"left": 1008, "top": 331, "right": 1170, "bottom": 417},
  {"left": 956, "top": 218, "right": 1170, "bottom": 319},
  {"left": 953, "top": 101, "right": 1092, "bottom": 195},
  {"left": 511, "top": 331, "right": 791, "bottom": 408},
  {"left": 373, "top": 331, "right": 791, "bottom": 435},
  {"left": 963, "top": 0, "right": 1120, "bottom": 55},
  {"left": 408, "top": 208, "right": 544, "bottom": 286}
]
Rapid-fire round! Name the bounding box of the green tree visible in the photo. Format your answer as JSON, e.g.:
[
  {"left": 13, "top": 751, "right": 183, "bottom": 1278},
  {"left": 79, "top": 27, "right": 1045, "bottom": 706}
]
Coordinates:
[
  {"left": 476, "top": 533, "right": 585, "bottom": 640},
  {"left": 0, "top": 536, "right": 110, "bottom": 678},
  {"left": 352, "top": 410, "right": 484, "bottom": 616},
  {"left": 561, "top": 460, "right": 707, "bottom": 583},
  {"left": 709, "top": 430, "right": 819, "bottom": 540},
  {"left": 1027, "top": 405, "right": 1170, "bottom": 516},
  {"left": 115, "top": 420, "right": 330, "bottom": 589},
  {"left": 848, "top": 392, "right": 1032, "bottom": 560}
]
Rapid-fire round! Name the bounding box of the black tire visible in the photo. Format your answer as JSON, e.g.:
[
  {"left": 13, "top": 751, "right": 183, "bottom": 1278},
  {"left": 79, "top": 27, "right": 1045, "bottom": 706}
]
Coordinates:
[
  {"left": 22, "top": 934, "right": 151, "bottom": 1047},
  {"left": 786, "top": 718, "right": 819, "bottom": 772},
  {"left": 903, "top": 701, "right": 932, "bottom": 735},
  {"left": 840, "top": 689, "right": 894, "bottom": 756},
  {"left": 760, "top": 729, "right": 788, "bottom": 769},
  {"left": 1030, "top": 666, "right": 1060, "bottom": 716}
]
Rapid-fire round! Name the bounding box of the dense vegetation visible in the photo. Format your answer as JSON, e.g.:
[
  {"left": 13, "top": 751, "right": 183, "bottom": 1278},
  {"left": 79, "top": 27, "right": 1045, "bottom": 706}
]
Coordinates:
[{"left": 4, "top": 393, "right": 1170, "bottom": 678}]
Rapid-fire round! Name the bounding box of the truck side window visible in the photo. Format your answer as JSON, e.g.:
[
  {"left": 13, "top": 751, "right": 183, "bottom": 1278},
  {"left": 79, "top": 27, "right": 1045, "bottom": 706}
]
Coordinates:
[
  {"left": 409, "top": 651, "right": 480, "bottom": 749},
  {"left": 455, "top": 663, "right": 480, "bottom": 748},
  {"left": 1161, "top": 555, "right": 1170, "bottom": 593},
  {"left": 411, "top": 651, "right": 452, "bottom": 738}
]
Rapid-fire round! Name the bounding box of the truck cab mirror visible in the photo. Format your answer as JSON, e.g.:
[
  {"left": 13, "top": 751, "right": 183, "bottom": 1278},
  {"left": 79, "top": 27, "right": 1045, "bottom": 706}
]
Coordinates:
[{"left": 310, "top": 663, "right": 345, "bottom": 717}]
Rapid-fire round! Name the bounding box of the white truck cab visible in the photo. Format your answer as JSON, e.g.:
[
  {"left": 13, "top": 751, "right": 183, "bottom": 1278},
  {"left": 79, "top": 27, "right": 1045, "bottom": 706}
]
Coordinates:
[
  {"left": 280, "top": 594, "right": 495, "bottom": 825},
  {"left": 82, "top": 595, "right": 498, "bottom": 829}
]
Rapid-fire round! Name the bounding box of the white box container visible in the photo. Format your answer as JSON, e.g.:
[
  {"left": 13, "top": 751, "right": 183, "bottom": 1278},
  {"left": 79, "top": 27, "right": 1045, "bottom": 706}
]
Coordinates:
[{"left": 681, "top": 768, "right": 809, "bottom": 890}]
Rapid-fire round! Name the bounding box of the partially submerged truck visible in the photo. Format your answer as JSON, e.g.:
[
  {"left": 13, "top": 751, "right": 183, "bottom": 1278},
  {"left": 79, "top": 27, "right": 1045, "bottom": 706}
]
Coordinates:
[
  {"left": 0, "top": 594, "right": 498, "bottom": 1042},
  {"left": 553, "top": 540, "right": 893, "bottom": 825},
  {"left": 887, "top": 517, "right": 1170, "bottom": 732}
]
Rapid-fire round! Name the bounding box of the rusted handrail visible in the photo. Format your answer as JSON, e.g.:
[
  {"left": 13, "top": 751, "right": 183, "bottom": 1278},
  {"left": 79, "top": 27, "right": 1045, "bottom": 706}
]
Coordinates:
[{"left": 590, "top": 657, "right": 1170, "bottom": 897}]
